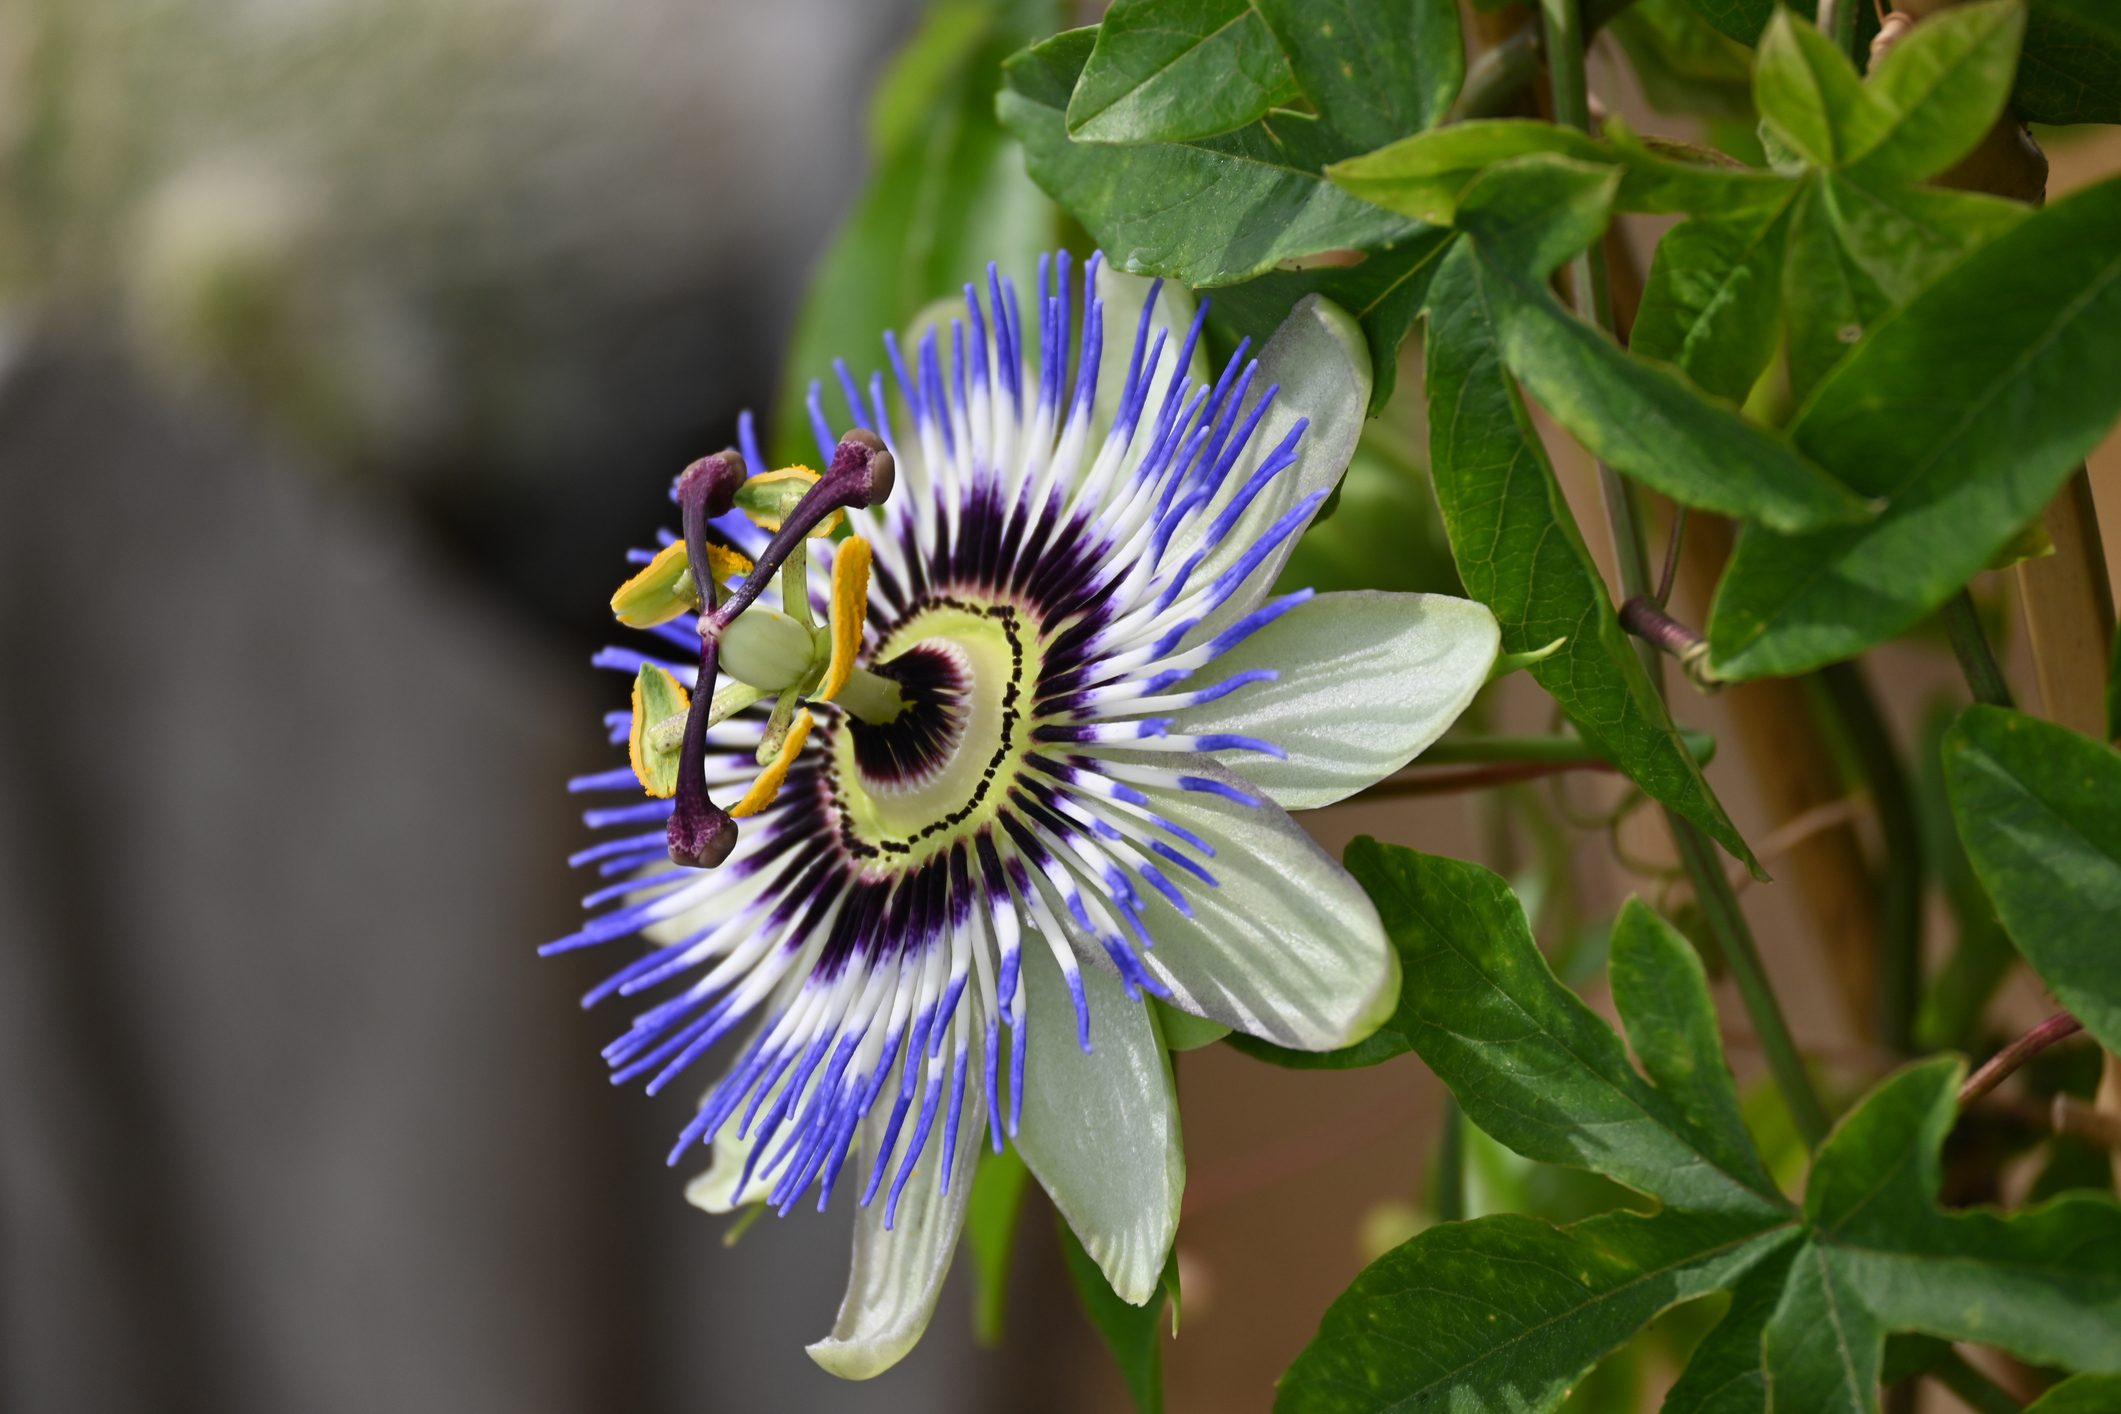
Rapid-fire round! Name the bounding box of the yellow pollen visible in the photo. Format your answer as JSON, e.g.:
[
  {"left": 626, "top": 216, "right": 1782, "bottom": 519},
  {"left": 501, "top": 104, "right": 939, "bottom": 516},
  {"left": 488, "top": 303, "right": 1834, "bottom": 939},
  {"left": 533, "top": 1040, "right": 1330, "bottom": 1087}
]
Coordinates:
[
  {"left": 729, "top": 707, "right": 813, "bottom": 817},
  {"left": 610, "top": 540, "right": 754, "bottom": 628},
  {"left": 816, "top": 536, "right": 873, "bottom": 702},
  {"left": 627, "top": 664, "right": 691, "bottom": 798}
]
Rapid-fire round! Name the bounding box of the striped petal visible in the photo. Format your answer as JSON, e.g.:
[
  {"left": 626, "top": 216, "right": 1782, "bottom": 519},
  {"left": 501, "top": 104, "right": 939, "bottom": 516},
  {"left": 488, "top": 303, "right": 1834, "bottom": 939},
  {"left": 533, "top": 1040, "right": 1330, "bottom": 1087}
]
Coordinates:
[
  {"left": 1173, "top": 591, "right": 1501, "bottom": 809},
  {"left": 806, "top": 1068, "right": 988, "bottom": 1379},
  {"left": 1130, "top": 762, "right": 1399, "bottom": 1052},
  {"left": 1012, "top": 935, "right": 1183, "bottom": 1305}
]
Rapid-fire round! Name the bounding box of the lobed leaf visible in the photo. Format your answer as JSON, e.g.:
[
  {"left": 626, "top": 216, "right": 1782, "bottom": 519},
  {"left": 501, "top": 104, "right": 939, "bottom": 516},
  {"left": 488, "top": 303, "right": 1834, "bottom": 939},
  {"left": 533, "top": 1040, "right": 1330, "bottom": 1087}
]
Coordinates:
[
  {"left": 1456, "top": 156, "right": 1868, "bottom": 535},
  {"left": 1611, "top": 900, "right": 1780, "bottom": 1205},
  {"left": 1709, "top": 175, "right": 2121, "bottom": 680},
  {"left": 1001, "top": 29, "right": 1423, "bottom": 289},
  {"left": 1845, "top": 0, "right": 2025, "bottom": 187},
  {"left": 1943, "top": 706, "right": 2121, "bottom": 1054},
  {"left": 1683, "top": 0, "right": 1774, "bottom": 46},
  {"left": 1661, "top": 1245, "right": 1797, "bottom": 1414},
  {"left": 1277, "top": 1209, "right": 1798, "bottom": 1414},
  {"left": 1632, "top": 196, "right": 1794, "bottom": 403},
  {"left": 1328, "top": 843, "right": 1788, "bottom": 1216},
  {"left": 1753, "top": 9, "right": 1882, "bottom": 169},
  {"left": 1066, "top": 0, "right": 1297, "bottom": 144},
  {"left": 1254, "top": 0, "right": 1463, "bottom": 151},
  {"left": 2017, "top": 0, "right": 2121, "bottom": 126},
  {"left": 1798, "top": 1058, "right": 2121, "bottom": 1382}
]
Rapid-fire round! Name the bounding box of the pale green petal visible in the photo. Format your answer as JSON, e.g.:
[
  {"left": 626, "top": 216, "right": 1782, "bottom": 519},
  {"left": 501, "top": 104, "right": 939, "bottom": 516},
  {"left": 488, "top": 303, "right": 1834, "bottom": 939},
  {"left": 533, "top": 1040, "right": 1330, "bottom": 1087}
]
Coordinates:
[
  {"left": 805, "top": 1055, "right": 987, "bottom": 1380},
  {"left": 1131, "top": 760, "right": 1398, "bottom": 1051},
  {"left": 1175, "top": 295, "right": 1372, "bottom": 634},
  {"left": 1013, "top": 936, "right": 1183, "bottom": 1305},
  {"left": 1174, "top": 590, "right": 1500, "bottom": 809}
]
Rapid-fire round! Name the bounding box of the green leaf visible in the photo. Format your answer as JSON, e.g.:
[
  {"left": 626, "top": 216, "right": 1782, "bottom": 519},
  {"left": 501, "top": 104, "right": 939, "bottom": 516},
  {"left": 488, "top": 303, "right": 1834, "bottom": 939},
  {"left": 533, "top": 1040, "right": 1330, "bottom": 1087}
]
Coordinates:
[
  {"left": 1066, "top": 0, "right": 1298, "bottom": 144},
  {"left": 1151, "top": 998, "right": 1231, "bottom": 1051},
  {"left": 1327, "top": 119, "right": 1608, "bottom": 225},
  {"left": 1683, "top": 0, "right": 1774, "bottom": 46},
  {"left": 1325, "top": 118, "right": 1787, "bottom": 231},
  {"left": 1783, "top": 173, "right": 2027, "bottom": 401},
  {"left": 1800, "top": 1058, "right": 2121, "bottom": 1377},
  {"left": 1662, "top": 1244, "right": 1798, "bottom": 1414},
  {"left": 964, "top": 1146, "right": 1030, "bottom": 1345},
  {"left": 1200, "top": 225, "right": 1457, "bottom": 412},
  {"left": 1422, "top": 239, "right": 1757, "bottom": 867},
  {"left": 1610, "top": 900, "right": 1781, "bottom": 1205},
  {"left": 1001, "top": 29, "right": 1423, "bottom": 288},
  {"left": 1844, "top": 0, "right": 2025, "bottom": 186},
  {"left": 1336, "top": 842, "right": 1789, "bottom": 1216},
  {"left": 1911, "top": 701, "right": 2016, "bottom": 1053},
  {"left": 1761, "top": 1238, "right": 1882, "bottom": 1414},
  {"left": 1058, "top": 1215, "right": 1177, "bottom": 1414},
  {"left": 1610, "top": 0, "right": 1760, "bottom": 121},
  {"left": 1255, "top": 0, "right": 1464, "bottom": 150},
  {"left": 1709, "top": 175, "right": 2121, "bottom": 680},
  {"left": 1632, "top": 196, "right": 1794, "bottom": 402},
  {"left": 772, "top": 0, "right": 1057, "bottom": 465},
  {"left": 1817, "top": 175, "right": 2029, "bottom": 298},
  {"left": 1601, "top": 121, "right": 1797, "bottom": 214},
  {"left": 1944, "top": 705, "right": 2121, "bottom": 1054},
  {"left": 1277, "top": 1208, "right": 1798, "bottom": 1414},
  {"left": 2030, "top": 1374, "right": 2121, "bottom": 1413},
  {"left": 1455, "top": 156, "right": 1868, "bottom": 534},
  {"left": 1753, "top": 9, "right": 1882, "bottom": 169},
  {"left": 1779, "top": 177, "right": 1891, "bottom": 404},
  {"left": 2017, "top": 0, "right": 2121, "bottom": 126}
]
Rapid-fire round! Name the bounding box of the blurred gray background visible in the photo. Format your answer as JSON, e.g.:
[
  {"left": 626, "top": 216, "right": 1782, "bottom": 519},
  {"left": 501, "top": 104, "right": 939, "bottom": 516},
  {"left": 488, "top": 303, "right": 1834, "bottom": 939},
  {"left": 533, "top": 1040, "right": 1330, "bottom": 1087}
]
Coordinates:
[{"left": 0, "top": 2, "right": 1087, "bottom": 1410}]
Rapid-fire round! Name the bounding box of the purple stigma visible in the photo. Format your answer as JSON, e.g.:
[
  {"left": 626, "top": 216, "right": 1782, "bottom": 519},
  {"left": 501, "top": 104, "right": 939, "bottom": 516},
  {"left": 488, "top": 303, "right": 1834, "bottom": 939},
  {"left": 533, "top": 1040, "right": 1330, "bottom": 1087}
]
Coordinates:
[{"left": 666, "top": 451, "right": 747, "bottom": 869}]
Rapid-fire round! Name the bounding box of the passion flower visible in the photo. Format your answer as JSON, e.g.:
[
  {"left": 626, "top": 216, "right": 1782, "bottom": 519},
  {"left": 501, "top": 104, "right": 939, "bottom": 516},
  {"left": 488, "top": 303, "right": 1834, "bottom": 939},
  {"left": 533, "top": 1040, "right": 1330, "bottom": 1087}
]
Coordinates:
[{"left": 552, "top": 253, "right": 1500, "bottom": 1377}]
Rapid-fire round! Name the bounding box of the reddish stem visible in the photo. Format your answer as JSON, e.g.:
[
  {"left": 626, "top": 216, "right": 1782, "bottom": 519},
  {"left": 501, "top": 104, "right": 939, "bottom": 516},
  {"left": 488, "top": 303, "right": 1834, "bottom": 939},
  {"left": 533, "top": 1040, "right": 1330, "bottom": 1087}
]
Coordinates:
[{"left": 1960, "top": 1011, "right": 2086, "bottom": 1107}]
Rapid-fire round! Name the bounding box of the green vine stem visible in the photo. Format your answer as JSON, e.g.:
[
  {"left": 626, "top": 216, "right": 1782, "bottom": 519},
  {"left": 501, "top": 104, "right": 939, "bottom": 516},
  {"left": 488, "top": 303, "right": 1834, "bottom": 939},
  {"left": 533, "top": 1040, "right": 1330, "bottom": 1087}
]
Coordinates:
[
  {"left": 1422, "top": 730, "right": 1715, "bottom": 766},
  {"left": 1543, "top": 0, "right": 1831, "bottom": 1148},
  {"left": 1817, "top": 662, "right": 1924, "bottom": 1054},
  {"left": 1941, "top": 590, "right": 2016, "bottom": 708},
  {"left": 1430, "top": 1097, "right": 1467, "bottom": 1225}
]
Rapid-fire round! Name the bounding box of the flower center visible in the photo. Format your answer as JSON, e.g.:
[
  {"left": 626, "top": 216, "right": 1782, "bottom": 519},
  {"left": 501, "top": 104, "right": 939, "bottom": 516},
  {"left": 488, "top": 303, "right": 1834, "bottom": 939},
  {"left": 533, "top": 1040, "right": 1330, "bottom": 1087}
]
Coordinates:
[{"left": 826, "top": 595, "right": 1037, "bottom": 866}]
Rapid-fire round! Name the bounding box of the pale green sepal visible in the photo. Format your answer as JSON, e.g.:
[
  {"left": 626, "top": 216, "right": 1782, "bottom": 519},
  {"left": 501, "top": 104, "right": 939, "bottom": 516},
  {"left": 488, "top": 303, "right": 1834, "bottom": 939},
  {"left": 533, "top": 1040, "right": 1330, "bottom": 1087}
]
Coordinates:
[
  {"left": 1152, "top": 999, "right": 1231, "bottom": 1052},
  {"left": 1488, "top": 636, "right": 1566, "bottom": 682},
  {"left": 1125, "top": 760, "right": 1399, "bottom": 1051},
  {"left": 1014, "top": 937, "right": 1183, "bottom": 1306},
  {"left": 683, "top": 1120, "right": 775, "bottom": 1215},
  {"left": 806, "top": 1055, "right": 988, "bottom": 1380},
  {"left": 1172, "top": 591, "right": 1500, "bottom": 810}
]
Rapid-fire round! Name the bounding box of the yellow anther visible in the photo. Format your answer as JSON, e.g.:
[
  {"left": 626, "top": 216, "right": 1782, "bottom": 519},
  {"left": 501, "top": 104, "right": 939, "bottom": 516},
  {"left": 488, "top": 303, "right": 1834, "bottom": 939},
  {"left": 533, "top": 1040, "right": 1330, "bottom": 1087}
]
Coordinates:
[
  {"left": 627, "top": 664, "right": 691, "bottom": 798},
  {"left": 737, "top": 466, "right": 845, "bottom": 538},
  {"left": 728, "top": 708, "right": 813, "bottom": 818},
  {"left": 816, "top": 537, "right": 873, "bottom": 702},
  {"left": 611, "top": 541, "right": 755, "bottom": 628}
]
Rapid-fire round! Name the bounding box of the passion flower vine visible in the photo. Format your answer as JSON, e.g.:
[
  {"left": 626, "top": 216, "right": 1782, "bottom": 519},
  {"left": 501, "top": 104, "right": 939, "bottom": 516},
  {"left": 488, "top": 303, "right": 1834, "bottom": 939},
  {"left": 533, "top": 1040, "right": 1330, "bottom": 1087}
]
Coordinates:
[{"left": 550, "top": 252, "right": 1501, "bottom": 1378}]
